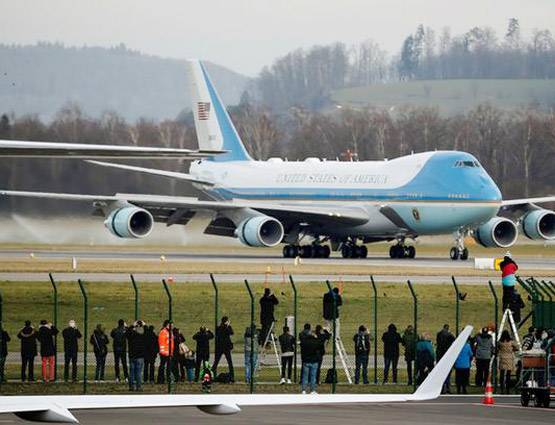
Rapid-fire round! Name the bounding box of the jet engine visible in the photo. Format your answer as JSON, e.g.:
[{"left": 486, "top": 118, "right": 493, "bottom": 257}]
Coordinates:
[
  {"left": 473, "top": 217, "right": 518, "bottom": 248},
  {"left": 236, "top": 216, "right": 284, "bottom": 247},
  {"left": 104, "top": 207, "right": 153, "bottom": 239},
  {"left": 521, "top": 209, "right": 555, "bottom": 240}
]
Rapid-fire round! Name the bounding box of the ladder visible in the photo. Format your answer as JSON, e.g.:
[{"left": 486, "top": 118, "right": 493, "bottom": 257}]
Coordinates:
[
  {"left": 489, "top": 308, "right": 522, "bottom": 372},
  {"left": 258, "top": 321, "right": 281, "bottom": 372},
  {"left": 335, "top": 335, "right": 352, "bottom": 384}
]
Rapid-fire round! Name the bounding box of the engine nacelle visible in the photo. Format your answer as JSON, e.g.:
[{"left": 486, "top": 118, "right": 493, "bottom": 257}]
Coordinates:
[
  {"left": 104, "top": 207, "right": 153, "bottom": 239},
  {"left": 235, "top": 216, "right": 284, "bottom": 247},
  {"left": 473, "top": 217, "right": 518, "bottom": 248},
  {"left": 522, "top": 209, "right": 555, "bottom": 240}
]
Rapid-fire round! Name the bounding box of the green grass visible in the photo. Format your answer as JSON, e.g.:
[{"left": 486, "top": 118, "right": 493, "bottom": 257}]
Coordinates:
[{"left": 332, "top": 79, "right": 555, "bottom": 115}]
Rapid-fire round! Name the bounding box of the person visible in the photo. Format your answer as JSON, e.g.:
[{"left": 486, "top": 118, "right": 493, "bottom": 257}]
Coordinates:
[
  {"left": 212, "top": 316, "right": 234, "bottom": 382},
  {"left": 436, "top": 324, "right": 455, "bottom": 393},
  {"left": 382, "top": 323, "right": 401, "bottom": 383},
  {"left": 37, "top": 320, "right": 58, "bottom": 383},
  {"left": 157, "top": 320, "right": 174, "bottom": 384},
  {"left": 62, "top": 320, "right": 82, "bottom": 382},
  {"left": 498, "top": 330, "right": 517, "bottom": 394},
  {"left": 454, "top": 338, "right": 473, "bottom": 394},
  {"left": 183, "top": 346, "right": 196, "bottom": 383},
  {"left": 508, "top": 291, "right": 525, "bottom": 324},
  {"left": 522, "top": 326, "right": 536, "bottom": 350},
  {"left": 299, "top": 328, "right": 320, "bottom": 394},
  {"left": 244, "top": 323, "right": 259, "bottom": 384},
  {"left": 90, "top": 324, "right": 109, "bottom": 382},
  {"left": 172, "top": 327, "right": 186, "bottom": 382},
  {"left": 401, "top": 325, "right": 416, "bottom": 386},
  {"left": 17, "top": 320, "right": 37, "bottom": 382},
  {"left": 0, "top": 327, "right": 10, "bottom": 383},
  {"left": 143, "top": 325, "right": 158, "bottom": 384},
  {"left": 323, "top": 287, "right": 342, "bottom": 338},
  {"left": 110, "top": 319, "right": 129, "bottom": 383},
  {"left": 299, "top": 323, "right": 312, "bottom": 382},
  {"left": 278, "top": 326, "right": 295, "bottom": 384},
  {"left": 126, "top": 320, "right": 146, "bottom": 391},
  {"left": 415, "top": 333, "right": 435, "bottom": 385},
  {"left": 259, "top": 288, "right": 279, "bottom": 345},
  {"left": 474, "top": 327, "right": 493, "bottom": 387},
  {"left": 353, "top": 325, "right": 370, "bottom": 385},
  {"left": 193, "top": 326, "right": 214, "bottom": 381},
  {"left": 314, "top": 324, "right": 330, "bottom": 384},
  {"left": 499, "top": 255, "right": 518, "bottom": 310}
]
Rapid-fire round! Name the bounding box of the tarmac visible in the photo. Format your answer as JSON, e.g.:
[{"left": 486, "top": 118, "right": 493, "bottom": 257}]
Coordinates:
[{"left": 3, "top": 396, "right": 553, "bottom": 424}]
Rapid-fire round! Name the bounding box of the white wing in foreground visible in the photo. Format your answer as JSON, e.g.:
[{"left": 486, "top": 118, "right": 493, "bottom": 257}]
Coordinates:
[{"left": 0, "top": 326, "right": 473, "bottom": 423}]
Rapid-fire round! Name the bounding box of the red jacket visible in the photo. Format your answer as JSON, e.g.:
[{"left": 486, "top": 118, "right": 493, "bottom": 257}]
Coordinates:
[{"left": 501, "top": 262, "right": 518, "bottom": 278}]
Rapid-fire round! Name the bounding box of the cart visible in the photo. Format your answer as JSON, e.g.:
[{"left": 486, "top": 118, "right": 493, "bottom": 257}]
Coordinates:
[{"left": 519, "top": 346, "right": 554, "bottom": 408}]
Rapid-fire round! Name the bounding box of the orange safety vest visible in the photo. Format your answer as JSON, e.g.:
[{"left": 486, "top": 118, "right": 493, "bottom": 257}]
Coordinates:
[{"left": 158, "top": 327, "right": 174, "bottom": 357}]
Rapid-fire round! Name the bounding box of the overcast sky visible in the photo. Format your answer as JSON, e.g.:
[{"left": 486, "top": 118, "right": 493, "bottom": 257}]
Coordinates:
[{"left": 1, "top": 0, "right": 553, "bottom": 76}]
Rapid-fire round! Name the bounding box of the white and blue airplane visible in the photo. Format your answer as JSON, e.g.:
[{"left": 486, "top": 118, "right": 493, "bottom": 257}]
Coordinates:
[{"left": 1, "top": 60, "right": 554, "bottom": 260}]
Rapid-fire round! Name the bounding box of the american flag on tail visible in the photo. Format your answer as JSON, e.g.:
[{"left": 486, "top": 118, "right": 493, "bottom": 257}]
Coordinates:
[{"left": 198, "top": 102, "right": 211, "bottom": 120}]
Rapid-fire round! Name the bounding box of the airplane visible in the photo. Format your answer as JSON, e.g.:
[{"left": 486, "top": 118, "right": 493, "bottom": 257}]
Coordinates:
[
  {"left": 1, "top": 60, "right": 554, "bottom": 260},
  {"left": 0, "top": 326, "right": 472, "bottom": 423}
]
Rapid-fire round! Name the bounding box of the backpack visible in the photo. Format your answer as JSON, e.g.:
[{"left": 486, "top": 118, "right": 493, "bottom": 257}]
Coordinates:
[
  {"left": 324, "top": 368, "right": 337, "bottom": 384},
  {"left": 356, "top": 334, "right": 368, "bottom": 353},
  {"left": 216, "top": 372, "right": 231, "bottom": 384}
]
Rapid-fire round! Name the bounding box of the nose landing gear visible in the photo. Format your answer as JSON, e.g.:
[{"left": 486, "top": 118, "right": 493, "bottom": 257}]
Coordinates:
[{"left": 450, "top": 231, "right": 469, "bottom": 260}]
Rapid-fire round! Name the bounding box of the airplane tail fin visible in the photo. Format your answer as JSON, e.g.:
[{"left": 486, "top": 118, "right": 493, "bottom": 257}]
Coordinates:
[
  {"left": 411, "top": 325, "right": 473, "bottom": 400},
  {"left": 186, "top": 60, "right": 252, "bottom": 162}
]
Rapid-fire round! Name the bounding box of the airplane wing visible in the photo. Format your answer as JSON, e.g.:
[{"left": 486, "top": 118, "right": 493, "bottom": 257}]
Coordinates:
[
  {"left": 501, "top": 196, "right": 555, "bottom": 207},
  {"left": 0, "top": 191, "right": 370, "bottom": 226},
  {"left": 85, "top": 161, "right": 215, "bottom": 186},
  {"left": 0, "top": 140, "right": 224, "bottom": 159},
  {"left": 0, "top": 326, "right": 472, "bottom": 423}
]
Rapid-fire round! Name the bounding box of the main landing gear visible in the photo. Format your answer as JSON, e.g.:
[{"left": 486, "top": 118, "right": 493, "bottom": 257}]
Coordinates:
[
  {"left": 340, "top": 242, "right": 368, "bottom": 259},
  {"left": 450, "top": 231, "right": 469, "bottom": 261},
  {"left": 389, "top": 243, "right": 416, "bottom": 259},
  {"left": 282, "top": 244, "right": 331, "bottom": 259}
]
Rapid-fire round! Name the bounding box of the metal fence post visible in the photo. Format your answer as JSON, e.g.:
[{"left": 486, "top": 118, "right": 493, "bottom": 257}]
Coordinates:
[
  {"left": 0, "top": 288, "right": 3, "bottom": 391},
  {"left": 161, "top": 279, "right": 173, "bottom": 394},
  {"left": 451, "top": 276, "right": 460, "bottom": 336},
  {"left": 370, "top": 276, "right": 378, "bottom": 384},
  {"left": 289, "top": 275, "right": 298, "bottom": 383},
  {"left": 77, "top": 279, "right": 88, "bottom": 394},
  {"left": 325, "top": 280, "right": 337, "bottom": 394},
  {"left": 48, "top": 273, "right": 59, "bottom": 381},
  {"left": 487, "top": 280, "right": 499, "bottom": 391},
  {"left": 130, "top": 274, "right": 139, "bottom": 321},
  {"left": 210, "top": 274, "right": 219, "bottom": 334},
  {"left": 244, "top": 280, "right": 255, "bottom": 394},
  {"left": 406, "top": 280, "right": 417, "bottom": 391}
]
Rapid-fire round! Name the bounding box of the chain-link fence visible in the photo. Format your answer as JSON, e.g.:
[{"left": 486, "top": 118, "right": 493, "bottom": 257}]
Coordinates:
[{"left": 0, "top": 273, "right": 539, "bottom": 395}]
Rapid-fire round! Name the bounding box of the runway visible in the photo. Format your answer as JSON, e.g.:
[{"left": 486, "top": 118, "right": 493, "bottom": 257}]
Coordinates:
[{"left": 4, "top": 396, "right": 553, "bottom": 424}]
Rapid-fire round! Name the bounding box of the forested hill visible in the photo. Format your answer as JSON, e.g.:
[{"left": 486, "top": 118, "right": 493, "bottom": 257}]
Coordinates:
[{"left": 0, "top": 43, "right": 250, "bottom": 122}]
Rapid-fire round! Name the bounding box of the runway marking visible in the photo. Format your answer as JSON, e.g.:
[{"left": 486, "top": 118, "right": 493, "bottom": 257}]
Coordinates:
[{"left": 473, "top": 403, "right": 555, "bottom": 412}]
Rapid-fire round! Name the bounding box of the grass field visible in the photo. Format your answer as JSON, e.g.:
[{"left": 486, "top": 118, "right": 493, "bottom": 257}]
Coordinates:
[{"left": 332, "top": 79, "right": 555, "bottom": 115}]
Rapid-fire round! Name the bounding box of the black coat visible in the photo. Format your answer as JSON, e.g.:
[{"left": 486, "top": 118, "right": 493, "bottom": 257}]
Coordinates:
[
  {"left": 382, "top": 329, "right": 402, "bottom": 358},
  {"left": 215, "top": 324, "right": 233, "bottom": 352},
  {"left": 436, "top": 329, "right": 455, "bottom": 360},
  {"left": 17, "top": 326, "right": 37, "bottom": 356},
  {"left": 278, "top": 333, "right": 295, "bottom": 353},
  {"left": 323, "top": 291, "right": 342, "bottom": 320},
  {"left": 62, "top": 327, "right": 82, "bottom": 355},
  {"left": 0, "top": 330, "right": 10, "bottom": 357},
  {"left": 90, "top": 330, "right": 109, "bottom": 357},
  {"left": 315, "top": 330, "right": 331, "bottom": 359},
  {"left": 144, "top": 329, "right": 159, "bottom": 361},
  {"left": 126, "top": 326, "right": 145, "bottom": 359},
  {"left": 110, "top": 326, "right": 127, "bottom": 352},
  {"left": 300, "top": 334, "right": 320, "bottom": 363},
  {"left": 354, "top": 332, "right": 371, "bottom": 356},
  {"left": 193, "top": 330, "right": 214, "bottom": 357},
  {"left": 37, "top": 325, "right": 58, "bottom": 357},
  {"left": 259, "top": 294, "right": 279, "bottom": 324}
]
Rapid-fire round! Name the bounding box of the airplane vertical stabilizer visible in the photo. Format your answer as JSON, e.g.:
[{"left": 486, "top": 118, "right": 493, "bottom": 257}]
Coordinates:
[{"left": 186, "top": 60, "right": 252, "bottom": 162}]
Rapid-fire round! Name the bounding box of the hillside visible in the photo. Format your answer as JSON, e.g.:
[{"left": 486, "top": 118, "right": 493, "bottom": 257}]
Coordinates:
[
  {"left": 0, "top": 44, "right": 250, "bottom": 122},
  {"left": 331, "top": 79, "right": 555, "bottom": 115}
]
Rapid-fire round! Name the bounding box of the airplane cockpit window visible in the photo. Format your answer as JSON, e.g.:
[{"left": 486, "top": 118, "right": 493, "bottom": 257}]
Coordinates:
[{"left": 454, "top": 160, "right": 481, "bottom": 168}]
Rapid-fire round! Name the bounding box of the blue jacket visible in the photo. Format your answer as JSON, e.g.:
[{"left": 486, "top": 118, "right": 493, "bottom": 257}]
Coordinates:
[{"left": 454, "top": 342, "right": 473, "bottom": 369}]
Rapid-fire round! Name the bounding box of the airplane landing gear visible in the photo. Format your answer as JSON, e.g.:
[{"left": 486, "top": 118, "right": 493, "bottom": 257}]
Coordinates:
[
  {"left": 282, "top": 244, "right": 330, "bottom": 259},
  {"left": 450, "top": 231, "right": 469, "bottom": 261},
  {"left": 389, "top": 243, "right": 416, "bottom": 259},
  {"left": 340, "top": 242, "right": 368, "bottom": 259}
]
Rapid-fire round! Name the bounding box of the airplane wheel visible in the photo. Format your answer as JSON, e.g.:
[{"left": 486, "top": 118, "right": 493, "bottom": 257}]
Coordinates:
[
  {"left": 341, "top": 245, "right": 352, "bottom": 258},
  {"left": 359, "top": 245, "right": 368, "bottom": 258},
  {"left": 407, "top": 246, "right": 416, "bottom": 259},
  {"left": 300, "top": 245, "right": 313, "bottom": 258},
  {"left": 283, "top": 245, "right": 291, "bottom": 258},
  {"left": 450, "top": 247, "right": 460, "bottom": 260},
  {"left": 460, "top": 248, "right": 469, "bottom": 260},
  {"left": 389, "top": 245, "right": 398, "bottom": 259},
  {"left": 352, "top": 246, "right": 362, "bottom": 259},
  {"left": 322, "top": 245, "right": 331, "bottom": 258}
]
